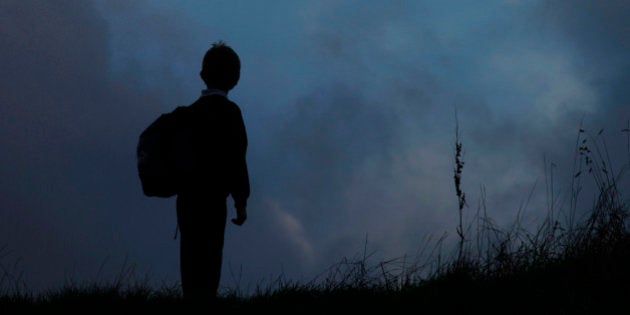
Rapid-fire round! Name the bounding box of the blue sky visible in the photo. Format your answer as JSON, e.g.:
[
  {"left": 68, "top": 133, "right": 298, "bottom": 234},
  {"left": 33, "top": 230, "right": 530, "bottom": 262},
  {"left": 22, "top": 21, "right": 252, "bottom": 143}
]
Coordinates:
[{"left": 1, "top": 0, "right": 628, "bottom": 294}]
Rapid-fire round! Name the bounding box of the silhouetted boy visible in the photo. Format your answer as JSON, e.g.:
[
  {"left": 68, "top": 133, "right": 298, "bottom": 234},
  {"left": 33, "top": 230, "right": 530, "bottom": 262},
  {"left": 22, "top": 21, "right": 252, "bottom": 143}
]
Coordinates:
[{"left": 176, "top": 41, "right": 250, "bottom": 302}]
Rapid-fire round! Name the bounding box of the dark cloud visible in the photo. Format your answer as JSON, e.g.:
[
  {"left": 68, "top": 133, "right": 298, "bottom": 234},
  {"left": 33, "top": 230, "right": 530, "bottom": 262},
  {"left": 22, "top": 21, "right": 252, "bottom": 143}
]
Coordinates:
[
  {"left": 461, "top": 0, "right": 630, "bottom": 224},
  {"left": 0, "top": 0, "right": 177, "bottom": 290},
  {"left": 252, "top": 2, "right": 460, "bottom": 267},
  {"left": 539, "top": 0, "right": 630, "bottom": 125}
]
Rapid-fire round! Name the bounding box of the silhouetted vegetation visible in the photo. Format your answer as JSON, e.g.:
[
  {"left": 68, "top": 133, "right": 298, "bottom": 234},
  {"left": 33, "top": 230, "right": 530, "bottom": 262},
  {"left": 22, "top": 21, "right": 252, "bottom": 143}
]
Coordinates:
[{"left": 2, "top": 126, "right": 629, "bottom": 314}]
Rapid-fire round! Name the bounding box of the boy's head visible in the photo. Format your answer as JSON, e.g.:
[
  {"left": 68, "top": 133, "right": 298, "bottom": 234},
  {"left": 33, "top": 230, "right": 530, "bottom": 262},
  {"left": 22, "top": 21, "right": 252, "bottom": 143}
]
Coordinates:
[{"left": 200, "top": 41, "right": 240, "bottom": 92}]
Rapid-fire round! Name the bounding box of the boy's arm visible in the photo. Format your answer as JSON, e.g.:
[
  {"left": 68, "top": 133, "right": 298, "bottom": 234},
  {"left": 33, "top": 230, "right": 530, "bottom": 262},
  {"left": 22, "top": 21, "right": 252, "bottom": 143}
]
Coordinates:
[
  {"left": 231, "top": 207, "right": 247, "bottom": 226},
  {"left": 230, "top": 104, "right": 250, "bottom": 225}
]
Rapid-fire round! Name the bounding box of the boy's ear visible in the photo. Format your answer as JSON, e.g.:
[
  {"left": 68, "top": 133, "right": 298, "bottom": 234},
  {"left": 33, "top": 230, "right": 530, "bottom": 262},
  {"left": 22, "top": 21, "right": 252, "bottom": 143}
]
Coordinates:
[{"left": 199, "top": 70, "right": 207, "bottom": 85}]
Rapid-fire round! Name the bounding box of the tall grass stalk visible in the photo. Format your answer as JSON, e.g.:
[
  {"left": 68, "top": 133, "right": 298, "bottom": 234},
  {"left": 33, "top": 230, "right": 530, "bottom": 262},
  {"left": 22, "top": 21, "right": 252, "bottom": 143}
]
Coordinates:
[{"left": 453, "top": 113, "right": 467, "bottom": 264}]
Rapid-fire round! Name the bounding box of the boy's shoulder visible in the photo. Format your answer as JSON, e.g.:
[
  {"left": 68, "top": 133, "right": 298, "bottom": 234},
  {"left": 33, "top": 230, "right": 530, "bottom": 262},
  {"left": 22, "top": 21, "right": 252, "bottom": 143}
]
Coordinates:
[{"left": 189, "top": 95, "right": 242, "bottom": 114}]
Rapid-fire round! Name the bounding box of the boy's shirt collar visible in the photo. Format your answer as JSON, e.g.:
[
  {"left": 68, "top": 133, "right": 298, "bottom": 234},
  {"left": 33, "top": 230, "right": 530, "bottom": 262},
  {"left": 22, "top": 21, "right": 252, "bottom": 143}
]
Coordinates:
[{"left": 201, "top": 88, "right": 228, "bottom": 98}]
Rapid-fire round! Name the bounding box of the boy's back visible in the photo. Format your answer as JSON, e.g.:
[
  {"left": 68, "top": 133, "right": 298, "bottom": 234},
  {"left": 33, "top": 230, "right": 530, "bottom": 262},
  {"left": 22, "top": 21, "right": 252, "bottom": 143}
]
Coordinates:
[{"left": 176, "top": 94, "right": 249, "bottom": 208}]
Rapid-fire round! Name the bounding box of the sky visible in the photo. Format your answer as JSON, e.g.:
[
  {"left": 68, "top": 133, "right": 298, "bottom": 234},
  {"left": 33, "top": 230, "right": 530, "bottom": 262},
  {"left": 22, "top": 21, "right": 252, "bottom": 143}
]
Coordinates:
[{"left": 1, "top": 0, "right": 629, "bottom": 294}]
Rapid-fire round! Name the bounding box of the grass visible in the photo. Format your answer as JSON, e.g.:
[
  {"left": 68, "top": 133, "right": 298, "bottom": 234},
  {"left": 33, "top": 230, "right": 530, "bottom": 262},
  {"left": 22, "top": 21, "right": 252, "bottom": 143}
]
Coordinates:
[{"left": 2, "top": 125, "right": 629, "bottom": 314}]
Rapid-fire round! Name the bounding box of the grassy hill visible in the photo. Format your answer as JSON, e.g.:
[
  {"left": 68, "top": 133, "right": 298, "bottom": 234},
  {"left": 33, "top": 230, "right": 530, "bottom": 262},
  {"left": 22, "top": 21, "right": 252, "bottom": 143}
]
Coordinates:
[{"left": 2, "top": 231, "right": 629, "bottom": 314}]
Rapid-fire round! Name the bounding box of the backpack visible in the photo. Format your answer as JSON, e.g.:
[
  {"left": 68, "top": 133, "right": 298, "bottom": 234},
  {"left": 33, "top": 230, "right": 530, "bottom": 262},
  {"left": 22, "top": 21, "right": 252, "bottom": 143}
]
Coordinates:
[{"left": 136, "top": 107, "right": 192, "bottom": 198}]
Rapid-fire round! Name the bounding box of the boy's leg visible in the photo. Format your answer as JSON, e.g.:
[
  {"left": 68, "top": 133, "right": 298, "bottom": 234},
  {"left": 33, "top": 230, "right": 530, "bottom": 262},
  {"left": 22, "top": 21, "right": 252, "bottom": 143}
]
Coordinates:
[{"left": 177, "top": 196, "right": 227, "bottom": 300}]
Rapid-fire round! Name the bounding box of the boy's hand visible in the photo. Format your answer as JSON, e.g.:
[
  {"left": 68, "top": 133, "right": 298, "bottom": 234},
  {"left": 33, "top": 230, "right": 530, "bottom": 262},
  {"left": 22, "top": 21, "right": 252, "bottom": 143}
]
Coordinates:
[{"left": 231, "top": 207, "right": 247, "bottom": 226}]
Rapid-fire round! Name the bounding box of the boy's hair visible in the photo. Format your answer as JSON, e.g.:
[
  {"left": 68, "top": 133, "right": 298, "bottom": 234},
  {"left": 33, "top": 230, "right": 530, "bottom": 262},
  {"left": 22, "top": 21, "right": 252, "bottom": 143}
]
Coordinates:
[{"left": 201, "top": 41, "right": 241, "bottom": 91}]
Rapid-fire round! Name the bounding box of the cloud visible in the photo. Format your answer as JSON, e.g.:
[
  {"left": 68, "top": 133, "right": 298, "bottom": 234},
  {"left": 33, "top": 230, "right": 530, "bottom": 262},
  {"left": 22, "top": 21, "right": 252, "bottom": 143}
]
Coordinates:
[
  {"left": 1, "top": 0, "right": 627, "bottom": 294},
  {"left": 269, "top": 201, "right": 314, "bottom": 262},
  {"left": 267, "top": 0, "right": 630, "bottom": 260},
  {"left": 0, "top": 0, "right": 180, "bottom": 290}
]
